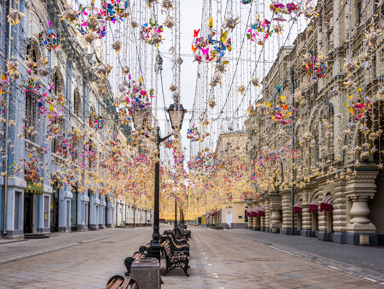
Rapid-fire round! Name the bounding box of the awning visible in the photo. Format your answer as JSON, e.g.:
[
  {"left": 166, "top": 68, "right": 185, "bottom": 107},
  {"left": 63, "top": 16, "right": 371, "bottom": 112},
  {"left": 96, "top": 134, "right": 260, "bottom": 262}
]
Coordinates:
[
  {"left": 293, "top": 201, "right": 302, "bottom": 214},
  {"left": 250, "top": 207, "right": 258, "bottom": 217},
  {"left": 309, "top": 198, "right": 319, "bottom": 213},
  {"left": 320, "top": 195, "right": 333, "bottom": 212},
  {"left": 257, "top": 206, "right": 265, "bottom": 217}
]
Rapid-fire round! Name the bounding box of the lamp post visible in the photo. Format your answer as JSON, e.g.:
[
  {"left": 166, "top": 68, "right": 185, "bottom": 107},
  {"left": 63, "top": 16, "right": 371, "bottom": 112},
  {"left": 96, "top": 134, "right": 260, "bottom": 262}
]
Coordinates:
[
  {"left": 131, "top": 101, "right": 186, "bottom": 261},
  {"left": 174, "top": 198, "right": 178, "bottom": 227}
]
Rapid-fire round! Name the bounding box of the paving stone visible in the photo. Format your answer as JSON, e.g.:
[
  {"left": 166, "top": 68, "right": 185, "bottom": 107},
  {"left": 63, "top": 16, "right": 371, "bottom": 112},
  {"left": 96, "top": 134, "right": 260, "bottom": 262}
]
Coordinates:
[{"left": 0, "top": 226, "right": 382, "bottom": 288}]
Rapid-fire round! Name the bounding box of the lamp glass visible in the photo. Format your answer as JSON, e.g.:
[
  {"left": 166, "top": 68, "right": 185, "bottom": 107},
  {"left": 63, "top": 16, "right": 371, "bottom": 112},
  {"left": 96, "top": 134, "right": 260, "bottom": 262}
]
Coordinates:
[
  {"left": 167, "top": 103, "right": 186, "bottom": 130},
  {"left": 132, "top": 107, "right": 145, "bottom": 130}
]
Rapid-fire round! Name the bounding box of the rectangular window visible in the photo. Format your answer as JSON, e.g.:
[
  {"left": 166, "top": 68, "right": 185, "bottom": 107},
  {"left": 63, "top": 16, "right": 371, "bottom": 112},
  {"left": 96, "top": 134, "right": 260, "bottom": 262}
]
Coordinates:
[{"left": 25, "top": 92, "right": 38, "bottom": 142}]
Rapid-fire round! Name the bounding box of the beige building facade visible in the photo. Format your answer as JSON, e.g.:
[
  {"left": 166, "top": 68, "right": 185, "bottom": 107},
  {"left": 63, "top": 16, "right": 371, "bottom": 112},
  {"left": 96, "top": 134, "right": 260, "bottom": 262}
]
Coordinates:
[{"left": 245, "top": 0, "right": 384, "bottom": 245}]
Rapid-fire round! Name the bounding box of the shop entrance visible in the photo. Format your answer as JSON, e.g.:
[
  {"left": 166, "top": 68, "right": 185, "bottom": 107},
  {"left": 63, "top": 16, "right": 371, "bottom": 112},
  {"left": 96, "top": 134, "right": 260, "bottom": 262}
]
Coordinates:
[
  {"left": 23, "top": 193, "right": 34, "bottom": 233},
  {"left": 71, "top": 189, "right": 78, "bottom": 231},
  {"left": 50, "top": 182, "right": 59, "bottom": 232}
]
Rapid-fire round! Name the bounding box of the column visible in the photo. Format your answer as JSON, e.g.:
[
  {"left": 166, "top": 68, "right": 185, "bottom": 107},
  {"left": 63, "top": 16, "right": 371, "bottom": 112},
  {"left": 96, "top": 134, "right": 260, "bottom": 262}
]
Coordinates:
[
  {"left": 345, "top": 166, "right": 378, "bottom": 245},
  {"left": 106, "top": 201, "right": 114, "bottom": 228},
  {"left": 100, "top": 197, "right": 106, "bottom": 229},
  {"left": 269, "top": 193, "right": 282, "bottom": 233},
  {"left": 248, "top": 217, "right": 253, "bottom": 229}
]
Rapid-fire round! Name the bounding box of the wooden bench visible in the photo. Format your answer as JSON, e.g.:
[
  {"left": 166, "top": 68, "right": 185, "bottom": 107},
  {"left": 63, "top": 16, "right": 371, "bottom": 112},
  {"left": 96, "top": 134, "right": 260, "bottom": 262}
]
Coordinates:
[
  {"left": 161, "top": 234, "right": 189, "bottom": 255},
  {"left": 106, "top": 275, "right": 138, "bottom": 289},
  {"left": 163, "top": 230, "right": 188, "bottom": 245},
  {"left": 124, "top": 251, "right": 146, "bottom": 276},
  {"left": 161, "top": 240, "right": 190, "bottom": 277}
]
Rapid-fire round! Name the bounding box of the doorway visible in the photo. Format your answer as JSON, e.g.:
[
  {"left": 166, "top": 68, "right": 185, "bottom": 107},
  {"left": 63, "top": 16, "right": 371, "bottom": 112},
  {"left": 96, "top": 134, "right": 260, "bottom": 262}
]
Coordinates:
[
  {"left": 50, "top": 184, "right": 59, "bottom": 232},
  {"left": 226, "top": 210, "right": 232, "bottom": 227},
  {"left": 24, "top": 193, "right": 34, "bottom": 233},
  {"left": 87, "top": 190, "right": 91, "bottom": 229},
  {"left": 312, "top": 213, "right": 318, "bottom": 237},
  {"left": 327, "top": 211, "right": 333, "bottom": 241},
  {"left": 105, "top": 205, "right": 108, "bottom": 226},
  {"left": 71, "top": 189, "right": 78, "bottom": 231}
]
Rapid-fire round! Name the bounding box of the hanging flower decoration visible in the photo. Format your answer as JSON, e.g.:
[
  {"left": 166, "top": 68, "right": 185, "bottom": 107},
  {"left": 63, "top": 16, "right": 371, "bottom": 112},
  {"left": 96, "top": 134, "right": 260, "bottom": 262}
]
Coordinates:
[
  {"left": 163, "top": 15, "right": 175, "bottom": 28},
  {"left": 39, "top": 23, "right": 61, "bottom": 52},
  {"left": 347, "top": 88, "right": 372, "bottom": 121},
  {"left": 169, "top": 84, "right": 178, "bottom": 92},
  {"left": 140, "top": 19, "right": 164, "bottom": 46},
  {"left": 7, "top": 8, "right": 25, "bottom": 25},
  {"left": 363, "top": 26, "right": 382, "bottom": 48},
  {"left": 22, "top": 74, "right": 41, "bottom": 93},
  {"left": 269, "top": 95, "right": 295, "bottom": 125},
  {"left": 209, "top": 74, "right": 222, "bottom": 87},
  {"left": 187, "top": 124, "right": 200, "bottom": 141},
  {"left": 237, "top": 84, "right": 246, "bottom": 94},
  {"left": 146, "top": 0, "right": 159, "bottom": 9},
  {"left": 164, "top": 138, "right": 175, "bottom": 149},
  {"left": 192, "top": 21, "right": 232, "bottom": 63},
  {"left": 36, "top": 58, "right": 53, "bottom": 77},
  {"left": 247, "top": 18, "right": 272, "bottom": 44},
  {"left": 24, "top": 156, "right": 41, "bottom": 183},
  {"left": 251, "top": 76, "right": 261, "bottom": 87},
  {"left": 112, "top": 40, "right": 122, "bottom": 53},
  {"left": 223, "top": 14, "right": 240, "bottom": 31},
  {"left": 302, "top": 51, "right": 327, "bottom": 81},
  {"left": 61, "top": 5, "right": 78, "bottom": 22},
  {"left": 37, "top": 143, "right": 48, "bottom": 155},
  {"left": 131, "top": 18, "right": 139, "bottom": 28},
  {"left": 93, "top": 62, "right": 113, "bottom": 78},
  {"left": 161, "top": 0, "right": 174, "bottom": 12},
  {"left": 99, "top": 1, "right": 130, "bottom": 23},
  {"left": 208, "top": 96, "right": 216, "bottom": 109},
  {"left": 6, "top": 60, "right": 20, "bottom": 79},
  {"left": 0, "top": 74, "right": 10, "bottom": 95},
  {"left": 89, "top": 112, "right": 104, "bottom": 130},
  {"left": 122, "top": 66, "right": 130, "bottom": 74}
]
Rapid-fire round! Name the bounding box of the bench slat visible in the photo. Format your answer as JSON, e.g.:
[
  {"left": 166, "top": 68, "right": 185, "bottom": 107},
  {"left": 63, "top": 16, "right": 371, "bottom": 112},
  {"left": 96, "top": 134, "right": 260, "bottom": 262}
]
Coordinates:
[
  {"left": 120, "top": 277, "right": 131, "bottom": 289},
  {"left": 110, "top": 279, "right": 123, "bottom": 289}
]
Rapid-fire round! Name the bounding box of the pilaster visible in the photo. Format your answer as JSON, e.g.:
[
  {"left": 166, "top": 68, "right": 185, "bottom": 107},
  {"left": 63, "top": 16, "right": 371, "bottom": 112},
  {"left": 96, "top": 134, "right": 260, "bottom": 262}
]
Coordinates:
[
  {"left": 345, "top": 165, "right": 378, "bottom": 245},
  {"left": 333, "top": 179, "right": 347, "bottom": 243}
]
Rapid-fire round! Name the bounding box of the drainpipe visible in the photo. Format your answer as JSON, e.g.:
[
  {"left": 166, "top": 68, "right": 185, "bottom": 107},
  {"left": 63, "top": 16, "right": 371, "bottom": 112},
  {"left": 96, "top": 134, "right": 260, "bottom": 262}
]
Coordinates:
[
  {"left": 290, "top": 68, "right": 295, "bottom": 236},
  {"left": 3, "top": 0, "right": 13, "bottom": 236}
]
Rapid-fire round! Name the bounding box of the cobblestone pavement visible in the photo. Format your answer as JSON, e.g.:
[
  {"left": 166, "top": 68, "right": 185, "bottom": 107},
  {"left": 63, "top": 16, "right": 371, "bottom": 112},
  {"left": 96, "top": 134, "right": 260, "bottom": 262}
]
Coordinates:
[{"left": 0, "top": 226, "right": 382, "bottom": 288}]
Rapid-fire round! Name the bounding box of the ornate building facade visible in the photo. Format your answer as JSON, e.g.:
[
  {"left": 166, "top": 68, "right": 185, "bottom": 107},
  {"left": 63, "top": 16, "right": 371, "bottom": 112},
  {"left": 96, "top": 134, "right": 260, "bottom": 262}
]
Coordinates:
[
  {"left": 245, "top": 0, "right": 384, "bottom": 245},
  {"left": 0, "top": 0, "right": 151, "bottom": 238}
]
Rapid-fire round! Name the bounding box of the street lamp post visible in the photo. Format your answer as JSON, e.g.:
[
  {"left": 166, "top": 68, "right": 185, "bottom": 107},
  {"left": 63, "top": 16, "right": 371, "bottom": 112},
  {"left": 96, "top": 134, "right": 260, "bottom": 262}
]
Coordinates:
[
  {"left": 174, "top": 198, "right": 178, "bottom": 227},
  {"left": 131, "top": 101, "right": 186, "bottom": 261}
]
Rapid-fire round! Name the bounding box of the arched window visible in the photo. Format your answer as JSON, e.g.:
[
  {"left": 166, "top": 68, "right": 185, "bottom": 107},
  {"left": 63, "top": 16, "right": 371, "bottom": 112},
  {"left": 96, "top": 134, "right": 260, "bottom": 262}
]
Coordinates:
[
  {"left": 74, "top": 89, "right": 82, "bottom": 117},
  {"left": 25, "top": 40, "right": 40, "bottom": 142}
]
